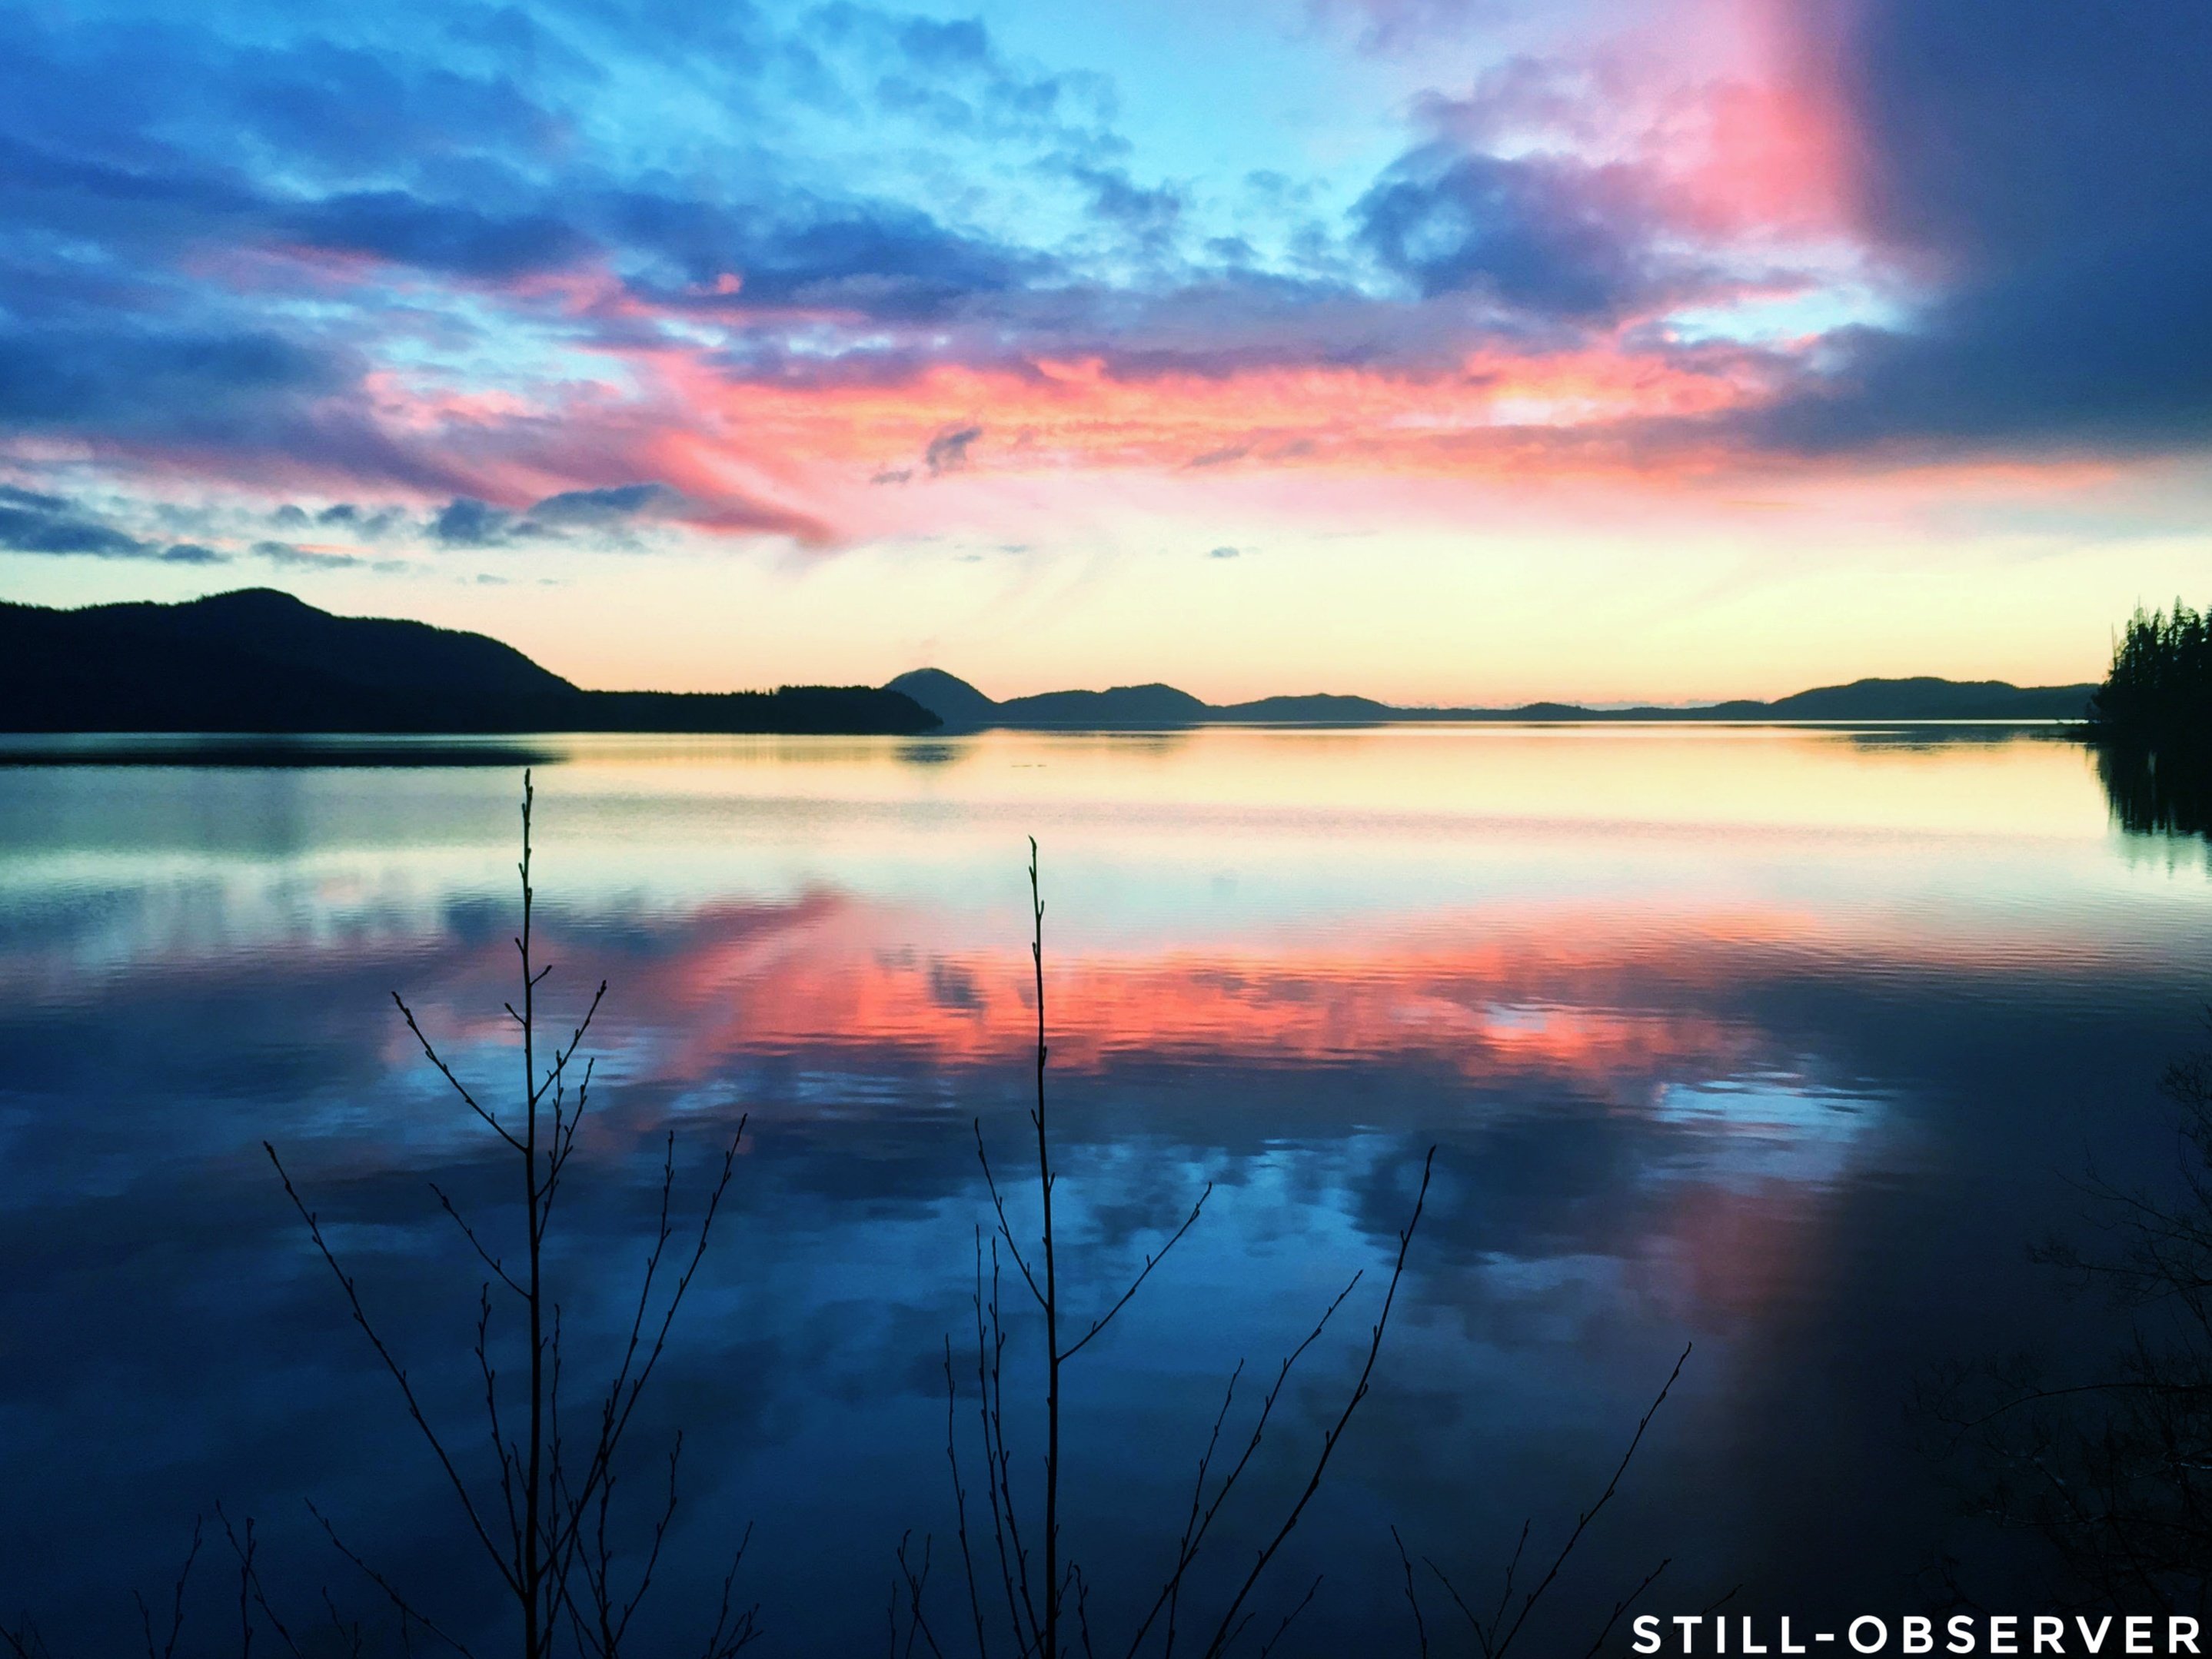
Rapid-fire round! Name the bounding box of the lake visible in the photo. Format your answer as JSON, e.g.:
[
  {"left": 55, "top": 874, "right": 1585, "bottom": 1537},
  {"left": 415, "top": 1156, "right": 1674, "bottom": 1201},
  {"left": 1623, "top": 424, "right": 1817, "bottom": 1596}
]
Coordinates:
[{"left": 2, "top": 726, "right": 2207, "bottom": 1654}]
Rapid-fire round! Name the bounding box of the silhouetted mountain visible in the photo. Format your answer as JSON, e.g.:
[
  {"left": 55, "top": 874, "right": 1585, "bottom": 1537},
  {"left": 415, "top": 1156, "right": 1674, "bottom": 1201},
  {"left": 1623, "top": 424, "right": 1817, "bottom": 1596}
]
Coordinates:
[
  {"left": 1, "top": 590, "right": 938, "bottom": 735},
  {"left": 998, "top": 683, "right": 1212, "bottom": 727},
  {"left": 886, "top": 671, "right": 1215, "bottom": 729},
  {"left": 1218, "top": 693, "right": 1400, "bottom": 722},
  {"left": 885, "top": 667, "right": 2095, "bottom": 730},
  {"left": 1759, "top": 677, "right": 2095, "bottom": 720},
  {"left": 885, "top": 668, "right": 1001, "bottom": 727},
  {"left": 1490, "top": 702, "right": 1603, "bottom": 722}
]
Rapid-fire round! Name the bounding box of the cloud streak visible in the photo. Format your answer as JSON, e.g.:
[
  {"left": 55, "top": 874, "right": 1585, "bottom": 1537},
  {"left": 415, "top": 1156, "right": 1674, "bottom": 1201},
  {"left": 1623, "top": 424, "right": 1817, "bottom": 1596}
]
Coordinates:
[
  {"left": 0, "top": 487, "right": 234, "bottom": 564},
  {"left": 0, "top": 0, "right": 2203, "bottom": 579}
]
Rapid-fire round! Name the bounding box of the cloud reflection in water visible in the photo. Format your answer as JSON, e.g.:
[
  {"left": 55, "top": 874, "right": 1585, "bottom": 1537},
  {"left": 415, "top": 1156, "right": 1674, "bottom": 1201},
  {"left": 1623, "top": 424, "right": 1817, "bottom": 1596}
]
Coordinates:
[{"left": 1, "top": 727, "right": 2208, "bottom": 1651}]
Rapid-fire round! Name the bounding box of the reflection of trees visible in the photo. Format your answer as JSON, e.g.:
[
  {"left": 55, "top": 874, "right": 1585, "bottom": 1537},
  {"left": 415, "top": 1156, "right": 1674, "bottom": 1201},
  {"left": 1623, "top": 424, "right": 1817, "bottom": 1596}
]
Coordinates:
[
  {"left": 2097, "top": 743, "right": 2212, "bottom": 841},
  {"left": 2091, "top": 598, "right": 2212, "bottom": 843},
  {"left": 1928, "top": 1024, "right": 2212, "bottom": 1616},
  {"left": 1841, "top": 727, "right": 2060, "bottom": 755}
]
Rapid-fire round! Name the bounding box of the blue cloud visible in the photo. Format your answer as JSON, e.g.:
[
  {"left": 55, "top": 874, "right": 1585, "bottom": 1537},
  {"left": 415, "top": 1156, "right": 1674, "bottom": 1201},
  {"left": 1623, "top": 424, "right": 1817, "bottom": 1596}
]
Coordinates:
[
  {"left": 426, "top": 484, "right": 681, "bottom": 547},
  {"left": 1755, "top": 0, "right": 2212, "bottom": 454},
  {"left": 281, "top": 191, "right": 593, "bottom": 279},
  {"left": 0, "top": 327, "right": 335, "bottom": 431},
  {"left": 527, "top": 483, "right": 677, "bottom": 524},
  {"left": 0, "top": 487, "right": 232, "bottom": 562},
  {"left": 0, "top": 500, "right": 145, "bottom": 557},
  {"left": 431, "top": 497, "right": 516, "bottom": 546},
  {"left": 1353, "top": 147, "right": 1663, "bottom": 319}
]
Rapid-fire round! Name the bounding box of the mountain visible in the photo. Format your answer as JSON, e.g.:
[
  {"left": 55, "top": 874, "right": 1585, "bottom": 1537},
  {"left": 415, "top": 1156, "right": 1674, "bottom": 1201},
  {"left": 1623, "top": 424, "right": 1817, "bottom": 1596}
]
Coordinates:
[
  {"left": 1217, "top": 693, "right": 1401, "bottom": 723},
  {"left": 1757, "top": 677, "right": 2096, "bottom": 721},
  {"left": 998, "top": 683, "right": 1212, "bottom": 727},
  {"left": 887, "top": 672, "right": 1214, "bottom": 729},
  {"left": 884, "top": 668, "right": 2097, "bottom": 729},
  {"left": 885, "top": 667, "right": 1001, "bottom": 727},
  {"left": 0, "top": 590, "right": 938, "bottom": 735},
  {"left": 6, "top": 592, "right": 2085, "bottom": 738}
]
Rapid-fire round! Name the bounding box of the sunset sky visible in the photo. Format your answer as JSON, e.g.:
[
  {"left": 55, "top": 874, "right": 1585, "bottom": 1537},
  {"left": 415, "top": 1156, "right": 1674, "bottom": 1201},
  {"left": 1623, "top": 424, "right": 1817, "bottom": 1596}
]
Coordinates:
[{"left": 1, "top": 0, "right": 2207, "bottom": 703}]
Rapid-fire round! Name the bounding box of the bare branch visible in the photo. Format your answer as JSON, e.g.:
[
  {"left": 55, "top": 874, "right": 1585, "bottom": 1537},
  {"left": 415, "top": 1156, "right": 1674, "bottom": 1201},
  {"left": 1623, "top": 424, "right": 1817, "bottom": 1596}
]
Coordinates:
[
  {"left": 1126, "top": 1275, "right": 1364, "bottom": 1657},
  {"left": 1056, "top": 1185, "right": 1212, "bottom": 1365},
  {"left": 1390, "top": 1527, "right": 1429, "bottom": 1659},
  {"left": 973, "top": 1121, "right": 1044, "bottom": 1311},
  {"left": 943, "top": 1335, "right": 993, "bottom": 1659},
  {"left": 697, "top": 1528, "right": 761, "bottom": 1659},
  {"left": 431, "top": 1182, "right": 526, "bottom": 1299},
  {"left": 132, "top": 1515, "right": 201, "bottom": 1659},
  {"left": 264, "top": 1144, "right": 519, "bottom": 1596},
  {"left": 1253, "top": 1576, "right": 1320, "bottom": 1659},
  {"left": 1198, "top": 1145, "right": 1436, "bottom": 1659},
  {"left": 308, "top": 1502, "right": 479, "bottom": 1658},
  {"left": 216, "top": 1504, "right": 308, "bottom": 1659},
  {"left": 896, "top": 1532, "right": 946, "bottom": 1659},
  {"left": 393, "top": 994, "right": 521, "bottom": 1154},
  {"left": 1485, "top": 1341, "right": 1691, "bottom": 1659},
  {"left": 1578, "top": 1560, "right": 1671, "bottom": 1659}
]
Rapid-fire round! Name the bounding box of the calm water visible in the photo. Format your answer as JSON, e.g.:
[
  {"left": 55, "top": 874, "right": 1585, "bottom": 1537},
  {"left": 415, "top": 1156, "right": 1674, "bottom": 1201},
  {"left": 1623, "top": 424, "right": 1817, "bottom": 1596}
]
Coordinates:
[{"left": 2, "top": 726, "right": 2208, "bottom": 1654}]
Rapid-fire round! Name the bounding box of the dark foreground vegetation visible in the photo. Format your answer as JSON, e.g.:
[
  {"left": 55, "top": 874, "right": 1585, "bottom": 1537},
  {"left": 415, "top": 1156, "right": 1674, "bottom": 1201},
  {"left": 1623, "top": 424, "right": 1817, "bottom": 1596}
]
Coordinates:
[
  {"left": 1925, "top": 1020, "right": 2212, "bottom": 1621},
  {"left": 2090, "top": 603, "right": 2212, "bottom": 757},
  {"left": 0, "top": 590, "right": 936, "bottom": 736},
  {"left": 1918, "top": 601, "right": 2212, "bottom": 1617},
  {"left": 0, "top": 780, "right": 1688, "bottom": 1657},
  {"left": 2088, "top": 602, "right": 2212, "bottom": 839}
]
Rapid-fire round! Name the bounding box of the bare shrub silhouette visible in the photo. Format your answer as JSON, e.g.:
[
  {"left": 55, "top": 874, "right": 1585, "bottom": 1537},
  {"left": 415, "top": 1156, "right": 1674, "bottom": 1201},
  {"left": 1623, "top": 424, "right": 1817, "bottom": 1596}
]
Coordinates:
[
  {"left": 885, "top": 840, "right": 1701, "bottom": 1658},
  {"left": 1389, "top": 1345, "right": 1710, "bottom": 1658},
  {"left": 4, "top": 801, "right": 1696, "bottom": 1659},
  {"left": 890, "top": 838, "right": 1439, "bottom": 1657},
  {"left": 261, "top": 773, "right": 757, "bottom": 1658},
  {"left": 1924, "top": 1016, "right": 2212, "bottom": 1617}
]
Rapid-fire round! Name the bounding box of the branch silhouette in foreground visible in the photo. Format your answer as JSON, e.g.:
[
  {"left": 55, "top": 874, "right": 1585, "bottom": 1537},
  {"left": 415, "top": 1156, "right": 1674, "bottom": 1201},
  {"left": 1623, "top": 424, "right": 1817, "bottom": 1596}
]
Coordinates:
[
  {"left": 264, "top": 772, "right": 757, "bottom": 1658},
  {"left": 894, "top": 837, "right": 1439, "bottom": 1658},
  {"left": 1390, "top": 1343, "right": 1708, "bottom": 1659},
  {"left": 1924, "top": 1012, "right": 2212, "bottom": 1615}
]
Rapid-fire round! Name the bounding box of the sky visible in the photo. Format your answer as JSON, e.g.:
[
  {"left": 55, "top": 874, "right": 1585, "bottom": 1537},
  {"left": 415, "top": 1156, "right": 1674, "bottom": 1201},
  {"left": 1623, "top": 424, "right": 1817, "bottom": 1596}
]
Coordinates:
[{"left": 0, "top": 0, "right": 2207, "bottom": 703}]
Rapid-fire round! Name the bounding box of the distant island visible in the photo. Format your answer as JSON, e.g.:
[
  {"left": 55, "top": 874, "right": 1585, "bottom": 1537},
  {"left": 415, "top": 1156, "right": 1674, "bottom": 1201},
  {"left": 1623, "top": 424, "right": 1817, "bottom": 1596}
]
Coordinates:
[
  {"left": 887, "top": 667, "right": 2097, "bottom": 730},
  {"left": 0, "top": 589, "right": 2097, "bottom": 736},
  {"left": 0, "top": 590, "right": 936, "bottom": 736}
]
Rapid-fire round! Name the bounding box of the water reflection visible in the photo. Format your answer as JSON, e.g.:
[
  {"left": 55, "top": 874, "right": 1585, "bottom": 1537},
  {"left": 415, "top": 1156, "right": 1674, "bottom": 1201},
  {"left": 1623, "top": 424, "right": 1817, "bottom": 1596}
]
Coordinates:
[
  {"left": 1, "top": 728, "right": 2208, "bottom": 1652},
  {"left": 0, "top": 732, "right": 557, "bottom": 768},
  {"left": 2097, "top": 741, "right": 2212, "bottom": 841}
]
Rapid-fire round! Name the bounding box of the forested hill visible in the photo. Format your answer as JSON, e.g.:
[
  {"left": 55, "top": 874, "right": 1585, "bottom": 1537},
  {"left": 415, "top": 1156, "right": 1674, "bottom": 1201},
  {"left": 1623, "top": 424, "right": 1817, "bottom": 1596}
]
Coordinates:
[
  {"left": 886, "top": 668, "right": 2097, "bottom": 730},
  {"left": 1, "top": 589, "right": 2095, "bottom": 736},
  {"left": 0, "top": 590, "right": 937, "bottom": 735}
]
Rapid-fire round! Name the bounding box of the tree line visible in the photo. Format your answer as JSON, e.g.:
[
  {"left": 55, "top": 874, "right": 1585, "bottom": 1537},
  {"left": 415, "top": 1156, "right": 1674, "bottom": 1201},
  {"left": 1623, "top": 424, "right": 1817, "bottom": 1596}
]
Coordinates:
[{"left": 2091, "top": 602, "right": 2212, "bottom": 755}]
